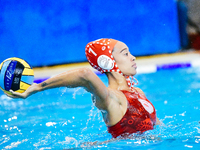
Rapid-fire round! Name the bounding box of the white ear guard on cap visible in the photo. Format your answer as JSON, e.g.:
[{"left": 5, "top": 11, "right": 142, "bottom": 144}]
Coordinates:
[{"left": 97, "top": 55, "right": 115, "bottom": 70}]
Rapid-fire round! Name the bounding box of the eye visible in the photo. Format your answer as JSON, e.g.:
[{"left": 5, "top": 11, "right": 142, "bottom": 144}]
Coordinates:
[{"left": 124, "top": 52, "right": 128, "bottom": 56}]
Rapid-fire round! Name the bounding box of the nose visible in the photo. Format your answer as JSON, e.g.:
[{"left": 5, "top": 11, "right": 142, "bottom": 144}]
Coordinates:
[{"left": 131, "top": 55, "right": 136, "bottom": 61}]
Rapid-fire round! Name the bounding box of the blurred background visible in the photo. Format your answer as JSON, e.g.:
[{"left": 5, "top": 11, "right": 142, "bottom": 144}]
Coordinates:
[{"left": 0, "top": 0, "right": 199, "bottom": 67}]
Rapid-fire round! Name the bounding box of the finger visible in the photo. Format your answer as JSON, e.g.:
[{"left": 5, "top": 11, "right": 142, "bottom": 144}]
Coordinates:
[
  {"left": 4, "top": 92, "right": 17, "bottom": 98},
  {"left": 9, "top": 90, "right": 26, "bottom": 99}
]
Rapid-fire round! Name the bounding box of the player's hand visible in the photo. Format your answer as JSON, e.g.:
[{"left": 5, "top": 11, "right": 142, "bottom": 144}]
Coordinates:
[{"left": 6, "top": 83, "right": 39, "bottom": 99}]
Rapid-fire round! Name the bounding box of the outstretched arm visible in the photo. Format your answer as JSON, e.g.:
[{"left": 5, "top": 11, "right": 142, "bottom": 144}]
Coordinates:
[{"left": 8, "top": 68, "right": 108, "bottom": 102}]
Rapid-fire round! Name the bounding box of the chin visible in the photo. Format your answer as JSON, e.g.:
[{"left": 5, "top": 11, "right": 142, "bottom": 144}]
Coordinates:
[
  {"left": 127, "top": 72, "right": 136, "bottom": 76},
  {"left": 122, "top": 70, "right": 137, "bottom": 76},
  {"left": 131, "top": 71, "right": 137, "bottom": 76}
]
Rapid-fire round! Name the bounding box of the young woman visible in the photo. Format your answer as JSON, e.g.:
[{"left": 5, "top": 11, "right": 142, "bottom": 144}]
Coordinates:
[{"left": 7, "top": 38, "right": 160, "bottom": 138}]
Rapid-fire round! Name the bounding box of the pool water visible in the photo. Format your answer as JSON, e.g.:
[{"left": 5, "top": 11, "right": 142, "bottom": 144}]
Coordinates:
[{"left": 0, "top": 67, "right": 200, "bottom": 149}]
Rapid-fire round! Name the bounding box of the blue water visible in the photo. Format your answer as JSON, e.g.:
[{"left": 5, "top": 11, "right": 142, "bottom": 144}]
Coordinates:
[{"left": 0, "top": 67, "right": 200, "bottom": 149}]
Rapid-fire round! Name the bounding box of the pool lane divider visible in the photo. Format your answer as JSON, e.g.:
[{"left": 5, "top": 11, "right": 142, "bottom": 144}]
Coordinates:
[
  {"left": 33, "top": 59, "right": 200, "bottom": 84},
  {"left": 136, "top": 59, "right": 200, "bottom": 74}
]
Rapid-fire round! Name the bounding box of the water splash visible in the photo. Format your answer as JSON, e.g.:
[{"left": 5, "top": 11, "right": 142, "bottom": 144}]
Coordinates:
[
  {"left": 63, "top": 136, "right": 79, "bottom": 147},
  {"left": 81, "top": 101, "right": 96, "bottom": 133},
  {"left": 72, "top": 88, "right": 81, "bottom": 99}
]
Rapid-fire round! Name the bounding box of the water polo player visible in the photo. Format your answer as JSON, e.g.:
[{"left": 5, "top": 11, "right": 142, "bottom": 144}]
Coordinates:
[{"left": 7, "top": 38, "right": 160, "bottom": 138}]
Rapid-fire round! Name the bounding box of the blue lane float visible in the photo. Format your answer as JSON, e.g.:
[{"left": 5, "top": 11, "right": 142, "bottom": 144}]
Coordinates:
[{"left": 157, "top": 62, "right": 191, "bottom": 71}]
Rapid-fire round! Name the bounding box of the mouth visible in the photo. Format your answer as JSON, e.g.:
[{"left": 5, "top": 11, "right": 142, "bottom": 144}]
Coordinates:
[{"left": 132, "top": 63, "right": 137, "bottom": 69}]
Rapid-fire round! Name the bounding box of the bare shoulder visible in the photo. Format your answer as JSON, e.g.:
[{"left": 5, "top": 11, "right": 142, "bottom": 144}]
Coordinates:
[
  {"left": 107, "top": 88, "right": 127, "bottom": 105},
  {"left": 134, "top": 87, "right": 146, "bottom": 97},
  {"left": 101, "top": 88, "right": 128, "bottom": 126},
  {"left": 94, "top": 88, "right": 127, "bottom": 109},
  {"left": 107, "top": 88, "right": 129, "bottom": 114}
]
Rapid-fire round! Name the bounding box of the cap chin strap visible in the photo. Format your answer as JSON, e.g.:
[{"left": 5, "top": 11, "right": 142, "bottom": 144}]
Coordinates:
[
  {"left": 125, "top": 75, "right": 138, "bottom": 91},
  {"left": 107, "top": 67, "right": 138, "bottom": 91}
]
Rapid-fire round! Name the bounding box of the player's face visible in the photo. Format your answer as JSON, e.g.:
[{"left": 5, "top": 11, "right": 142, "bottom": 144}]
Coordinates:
[{"left": 112, "top": 41, "right": 137, "bottom": 76}]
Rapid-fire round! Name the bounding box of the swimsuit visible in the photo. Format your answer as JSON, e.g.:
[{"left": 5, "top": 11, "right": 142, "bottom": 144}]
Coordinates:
[{"left": 107, "top": 90, "right": 156, "bottom": 138}]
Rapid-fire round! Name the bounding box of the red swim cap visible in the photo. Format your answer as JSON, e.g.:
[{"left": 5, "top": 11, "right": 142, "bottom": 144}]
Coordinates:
[
  {"left": 85, "top": 38, "right": 138, "bottom": 89},
  {"left": 85, "top": 38, "right": 120, "bottom": 73}
]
